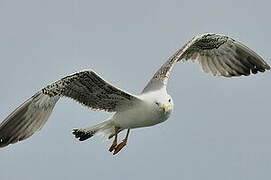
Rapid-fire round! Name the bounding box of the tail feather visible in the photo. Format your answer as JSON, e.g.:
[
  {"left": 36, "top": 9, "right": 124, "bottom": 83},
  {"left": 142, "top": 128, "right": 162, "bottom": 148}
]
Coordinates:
[
  {"left": 72, "top": 120, "right": 115, "bottom": 141},
  {"left": 72, "top": 129, "right": 95, "bottom": 141}
]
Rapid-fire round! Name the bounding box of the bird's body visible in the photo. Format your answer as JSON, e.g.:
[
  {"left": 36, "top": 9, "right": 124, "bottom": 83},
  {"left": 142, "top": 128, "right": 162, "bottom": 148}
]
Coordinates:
[
  {"left": 0, "top": 33, "right": 270, "bottom": 154},
  {"left": 75, "top": 87, "right": 172, "bottom": 142},
  {"left": 113, "top": 88, "right": 172, "bottom": 129}
]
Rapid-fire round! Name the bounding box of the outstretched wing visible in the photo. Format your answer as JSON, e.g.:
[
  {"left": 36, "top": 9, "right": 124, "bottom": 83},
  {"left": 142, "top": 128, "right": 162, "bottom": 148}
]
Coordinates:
[
  {"left": 0, "top": 70, "right": 141, "bottom": 147},
  {"left": 142, "top": 33, "right": 270, "bottom": 93},
  {"left": 42, "top": 70, "right": 141, "bottom": 111}
]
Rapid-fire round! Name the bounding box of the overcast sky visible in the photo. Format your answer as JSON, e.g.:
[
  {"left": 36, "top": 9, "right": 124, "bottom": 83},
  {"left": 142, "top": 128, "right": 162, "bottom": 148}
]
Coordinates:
[{"left": 0, "top": 0, "right": 270, "bottom": 179}]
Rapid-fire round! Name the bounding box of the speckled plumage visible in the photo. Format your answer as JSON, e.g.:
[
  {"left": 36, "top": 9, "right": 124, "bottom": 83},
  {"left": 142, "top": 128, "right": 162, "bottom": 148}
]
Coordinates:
[
  {"left": 142, "top": 33, "right": 270, "bottom": 93},
  {"left": 42, "top": 70, "right": 141, "bottom": 112}
]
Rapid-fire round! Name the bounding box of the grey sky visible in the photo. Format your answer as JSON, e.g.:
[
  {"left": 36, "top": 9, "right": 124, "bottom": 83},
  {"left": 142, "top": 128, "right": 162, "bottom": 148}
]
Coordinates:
[{"left": 0, "top": 0, "right": 270, "bottom": 179}]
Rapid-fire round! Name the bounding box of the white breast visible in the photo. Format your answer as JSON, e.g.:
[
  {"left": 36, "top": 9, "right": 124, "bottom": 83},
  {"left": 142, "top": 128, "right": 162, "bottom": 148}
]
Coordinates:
[{"left": 112, "top": 92, "right": 171, "bottom": 129}]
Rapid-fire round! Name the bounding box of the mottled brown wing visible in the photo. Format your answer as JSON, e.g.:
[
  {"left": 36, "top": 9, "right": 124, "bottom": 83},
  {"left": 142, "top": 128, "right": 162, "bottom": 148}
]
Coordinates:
[{"left": 142, "top": 33, "right": 270, "bottom": 93}]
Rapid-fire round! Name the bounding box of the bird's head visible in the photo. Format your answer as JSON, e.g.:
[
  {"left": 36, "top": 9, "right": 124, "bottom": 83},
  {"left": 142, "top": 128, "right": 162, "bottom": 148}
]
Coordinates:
[{"left": 153, "top": 94, "right": 174, "bottom": 117}]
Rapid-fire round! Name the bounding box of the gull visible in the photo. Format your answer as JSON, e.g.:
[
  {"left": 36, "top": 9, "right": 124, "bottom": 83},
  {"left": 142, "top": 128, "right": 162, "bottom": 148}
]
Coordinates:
[{"left": 0, "top": 33, "right": 270, "bottom": 155}]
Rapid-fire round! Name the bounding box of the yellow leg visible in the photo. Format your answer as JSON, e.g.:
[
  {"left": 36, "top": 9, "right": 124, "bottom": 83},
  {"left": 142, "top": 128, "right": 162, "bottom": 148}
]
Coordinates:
[{"left": 113, "top": 129, "right": 130, "bottom": 155}]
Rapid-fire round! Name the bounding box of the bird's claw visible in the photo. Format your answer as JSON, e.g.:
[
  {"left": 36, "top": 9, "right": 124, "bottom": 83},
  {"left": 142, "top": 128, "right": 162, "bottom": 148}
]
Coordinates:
[
  {"left": 109, "top": 141, "right": 117, "bottom": 152},
  {"left": 113, "top": 141, "right": 127, "bottom": 155}
]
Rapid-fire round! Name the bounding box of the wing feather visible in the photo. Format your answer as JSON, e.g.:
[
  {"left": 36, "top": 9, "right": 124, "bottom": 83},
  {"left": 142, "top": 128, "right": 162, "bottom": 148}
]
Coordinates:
[
  {"left": 0, "top": 70, "right": 141, "bottom": 148},
  {"left": 207, "top": 56, "right": 220, "bottom": 76},
  {"left": 201, "top": 55, "right": 212, "bottom": 74},
  {"left": 142, "top": 33, "right": 270, "bottom": 93},
  {"left": 42, "top": 70, "right": 141, "bottom": 112},
  {"left": 0, "top": 93, "right": 59, "bottom": 147}
]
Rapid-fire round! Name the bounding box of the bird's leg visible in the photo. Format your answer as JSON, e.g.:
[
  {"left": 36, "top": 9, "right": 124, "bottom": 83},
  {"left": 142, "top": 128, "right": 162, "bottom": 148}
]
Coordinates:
[
  {"left": 108, "top": 128, "right": 121, "bottom": 139},
  {"left": 109, "top": 127, "right": 119, "bottom": 152},
  {"left": 113, "top": 129, "right": 130, "bottom": 155}
]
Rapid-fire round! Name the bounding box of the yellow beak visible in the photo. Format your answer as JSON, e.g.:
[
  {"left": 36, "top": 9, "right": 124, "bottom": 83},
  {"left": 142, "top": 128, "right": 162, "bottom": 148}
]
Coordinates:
[{"left": 161, "top": 104, "right": 170, "bottom": 112}]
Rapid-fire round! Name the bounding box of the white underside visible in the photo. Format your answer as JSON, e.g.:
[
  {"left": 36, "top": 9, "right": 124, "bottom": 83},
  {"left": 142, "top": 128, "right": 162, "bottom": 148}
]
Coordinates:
[
  {"left": 80, "top": 89, "right": 172, "bottom": 138},
  {"left": 112, "top": 103, "right": 169, "bottom": 129},
  {"left": 113, "top": 90, "right": 172, "bottom": 129}
]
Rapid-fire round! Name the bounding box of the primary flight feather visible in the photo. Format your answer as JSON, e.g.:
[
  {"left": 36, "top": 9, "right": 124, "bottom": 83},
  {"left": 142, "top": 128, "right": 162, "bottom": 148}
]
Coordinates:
[{"left": 0, "top": 33, "right": 270, "bottom": 155}]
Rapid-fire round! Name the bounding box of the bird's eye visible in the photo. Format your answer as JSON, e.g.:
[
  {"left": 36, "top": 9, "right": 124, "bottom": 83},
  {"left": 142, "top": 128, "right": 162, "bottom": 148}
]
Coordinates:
[{"left": 168, "top": 99, "right": 171, "bottom": 103}]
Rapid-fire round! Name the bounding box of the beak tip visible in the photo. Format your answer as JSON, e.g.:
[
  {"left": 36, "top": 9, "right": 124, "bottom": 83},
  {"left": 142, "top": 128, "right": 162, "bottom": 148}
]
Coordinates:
[{"left": 161, "top": 105, "right": 170, "bottom": 112}]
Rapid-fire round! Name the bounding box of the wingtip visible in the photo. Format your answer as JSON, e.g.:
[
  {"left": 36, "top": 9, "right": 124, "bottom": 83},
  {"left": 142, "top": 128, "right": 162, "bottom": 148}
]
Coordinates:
[
  {"left": 265, "top": 63, "right": 271, "bottom": 70},
  {"left": 0, "top": 137, "right": 10, "bottom": 148}
]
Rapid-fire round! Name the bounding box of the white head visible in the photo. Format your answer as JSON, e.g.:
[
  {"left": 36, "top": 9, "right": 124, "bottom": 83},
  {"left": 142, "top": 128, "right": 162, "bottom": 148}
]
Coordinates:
[
  {"left": 153, "top": 93, "right": 174, "bottom": 117},
  {"left": 141, "top": 90, "right": 174, "bottom": 119}
]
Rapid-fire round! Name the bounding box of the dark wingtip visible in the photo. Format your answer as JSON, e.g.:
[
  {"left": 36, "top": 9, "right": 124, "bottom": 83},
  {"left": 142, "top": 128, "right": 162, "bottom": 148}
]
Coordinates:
[
  {"left": 0, "top": 137, "right": 9, "bottom": 148},
  {"left": 72, "top": 129, "right": 95, "bottom": 141},
  {"left": 264, "top": 63, "right": 271, "bottom": 70}
]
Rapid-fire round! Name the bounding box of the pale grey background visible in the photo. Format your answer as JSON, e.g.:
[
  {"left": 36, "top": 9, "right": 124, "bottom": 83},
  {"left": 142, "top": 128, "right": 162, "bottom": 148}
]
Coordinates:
[{"left": 0, "top": 0, "right": 270, "bottom": 179}]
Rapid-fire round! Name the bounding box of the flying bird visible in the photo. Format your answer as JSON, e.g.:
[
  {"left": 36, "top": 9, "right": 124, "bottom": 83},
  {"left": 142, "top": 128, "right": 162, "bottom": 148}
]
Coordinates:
[{"left": 0, "top": 33, "right": 270, "bottom": 155}]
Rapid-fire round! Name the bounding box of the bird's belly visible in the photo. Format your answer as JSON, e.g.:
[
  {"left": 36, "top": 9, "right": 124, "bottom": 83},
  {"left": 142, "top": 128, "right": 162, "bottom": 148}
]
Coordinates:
[{"left": 112, "top": 107, "right": 168, "bottom": 129}]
